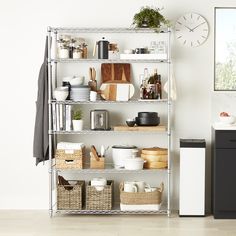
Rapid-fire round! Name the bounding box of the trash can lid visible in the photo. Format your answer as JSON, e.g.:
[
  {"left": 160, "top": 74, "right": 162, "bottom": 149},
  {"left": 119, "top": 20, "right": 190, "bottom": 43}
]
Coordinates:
[{"left": 180, "top": 139, "right": 206, "bottom": 148}]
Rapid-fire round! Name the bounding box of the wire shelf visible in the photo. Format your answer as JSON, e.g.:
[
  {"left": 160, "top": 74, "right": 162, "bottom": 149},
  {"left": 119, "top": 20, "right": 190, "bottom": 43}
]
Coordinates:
[
  {"left": 50, "top": 27, "right": 170, "bottom": 34},
  {"left": 50, "top": 99, "right": 168, "bottom": 105},
  {"left": 50, "top": 129, "right": 167, "bottom": 135},
  {"left": 52, "top": 58, "right": 170, "bottom": 64}
]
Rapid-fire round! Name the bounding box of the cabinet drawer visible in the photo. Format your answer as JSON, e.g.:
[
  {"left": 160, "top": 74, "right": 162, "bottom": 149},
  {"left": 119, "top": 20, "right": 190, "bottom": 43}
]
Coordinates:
[{"left": 215, "top": 130, "right": 236, "bottom": 149}]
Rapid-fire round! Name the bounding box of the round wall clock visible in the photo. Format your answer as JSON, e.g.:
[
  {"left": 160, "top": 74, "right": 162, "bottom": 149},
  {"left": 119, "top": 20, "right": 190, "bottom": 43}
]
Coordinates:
[{"left": 175, "top": 12, "right": 209, "bottom": 47}]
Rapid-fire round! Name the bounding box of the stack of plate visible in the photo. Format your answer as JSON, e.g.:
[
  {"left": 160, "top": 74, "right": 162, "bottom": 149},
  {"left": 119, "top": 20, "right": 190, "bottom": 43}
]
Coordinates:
[
  {"left": 70, "top": 86, "right": 90, "bottom": 101},
  {"left": 141, "top": 147, "right": 168, "bottom": 169}
]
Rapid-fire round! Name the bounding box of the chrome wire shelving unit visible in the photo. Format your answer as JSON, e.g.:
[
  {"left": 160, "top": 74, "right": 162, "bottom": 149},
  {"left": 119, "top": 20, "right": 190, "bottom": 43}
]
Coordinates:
[{"left": 47, "top": 26, "right": 172, "bottom": 217}]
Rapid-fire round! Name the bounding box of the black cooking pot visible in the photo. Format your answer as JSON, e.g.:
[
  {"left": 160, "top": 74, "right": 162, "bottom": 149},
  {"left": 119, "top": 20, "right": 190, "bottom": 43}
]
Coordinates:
[
  {"left": 138, "top": 112, "right": 158, "bottom": 118},
  {"left": 135, "top": 116, "right": 160, "bottom": 126}
]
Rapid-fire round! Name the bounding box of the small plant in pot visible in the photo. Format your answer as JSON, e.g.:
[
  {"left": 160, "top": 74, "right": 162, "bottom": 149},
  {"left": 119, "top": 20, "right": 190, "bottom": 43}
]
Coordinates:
[
  {"left": 72, "top": 109, "right": 83, "bottom": 131},
  {"left": 132, "top": 6, "right": 170, "bottom": 30}
]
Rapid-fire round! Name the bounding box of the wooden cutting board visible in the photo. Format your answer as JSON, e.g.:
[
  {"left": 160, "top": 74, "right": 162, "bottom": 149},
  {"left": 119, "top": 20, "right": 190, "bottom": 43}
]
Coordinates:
[
  {"left": 113, "top": 125, "right": 166, "bottom": 131},
  {"left": 101, "top": 63, "right": 131, "bottom": 83},
  {"left": 100, "top": 83, "right": 135, "bottom": 101}
]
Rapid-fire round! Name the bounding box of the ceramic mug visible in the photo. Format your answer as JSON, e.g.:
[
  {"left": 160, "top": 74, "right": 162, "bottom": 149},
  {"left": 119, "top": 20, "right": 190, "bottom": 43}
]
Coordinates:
[
  {"left": 133, "top": 181, "right": 150, "bottom": 192},
  {"left": 90, "top": 91, "right": 97, "bottom": 101},
  {"left": 124, "top": 182, "right": 138, "bottom": 193},
  {"left": 91, "top": 177, "right": 107, "bottom": 191}
]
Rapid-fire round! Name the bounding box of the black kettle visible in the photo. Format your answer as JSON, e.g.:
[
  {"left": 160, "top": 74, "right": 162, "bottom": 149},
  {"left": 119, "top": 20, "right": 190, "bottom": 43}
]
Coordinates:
[{"left": 93, "top": 37, "right": 109, "bottom": 59}]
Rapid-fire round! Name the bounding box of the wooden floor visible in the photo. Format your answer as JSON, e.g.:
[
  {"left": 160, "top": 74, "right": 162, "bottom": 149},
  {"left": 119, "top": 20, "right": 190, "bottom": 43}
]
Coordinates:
[{"left": 0, "top": 211, "right": 235, "bottom": 236}]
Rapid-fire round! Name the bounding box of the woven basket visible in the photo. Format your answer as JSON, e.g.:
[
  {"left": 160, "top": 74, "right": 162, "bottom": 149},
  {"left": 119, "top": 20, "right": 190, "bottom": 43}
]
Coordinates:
[
  {"left": 57, "top": 181, "right": 85, "bottom": 210},
  {"left": 86, "top": 180, "right": 113, "bottom": 210},
  {"left": 55, "top": 147, "right": 85, "bottom": 169},
  {"left": 120, "top": 182, "right": 164, "bottom": 205}
]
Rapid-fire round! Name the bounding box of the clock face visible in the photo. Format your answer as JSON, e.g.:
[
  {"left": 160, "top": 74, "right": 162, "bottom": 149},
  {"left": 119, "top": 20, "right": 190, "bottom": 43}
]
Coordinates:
[{"left": 175, "top": 13, "right": 209, "bottom": 47}]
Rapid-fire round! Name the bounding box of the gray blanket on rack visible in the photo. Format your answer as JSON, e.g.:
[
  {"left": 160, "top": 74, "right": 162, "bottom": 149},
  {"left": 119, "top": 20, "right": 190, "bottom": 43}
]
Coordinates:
[{"left": 33, "top": 37, "right": 49, "bottom": 165}]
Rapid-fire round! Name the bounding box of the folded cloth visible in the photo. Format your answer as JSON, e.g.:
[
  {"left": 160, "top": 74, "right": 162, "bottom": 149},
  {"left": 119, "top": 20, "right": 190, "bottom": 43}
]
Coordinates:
[
  {"left": 57, "top": 142, "right": 85, "bottom": 150},
  {"left": 33, "top": 37, "right": 49, "bottom": 165}
]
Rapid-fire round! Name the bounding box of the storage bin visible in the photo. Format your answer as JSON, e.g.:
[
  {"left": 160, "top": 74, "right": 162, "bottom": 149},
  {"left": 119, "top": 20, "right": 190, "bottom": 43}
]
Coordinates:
[
  {"left": 120, "top": 182, "right": 164, "bottom": 211},
  {"left": 55, "top": 147, "right": 85, "bottom": 169},
  {"left": 90, "top": 157, "right": 105, "bottom": 169},
  {"left": 57, "top": 180, "right": 85, "bottom": 210},
  {"left": 86, "top": 180, "right": 113, "bottom": 210}
]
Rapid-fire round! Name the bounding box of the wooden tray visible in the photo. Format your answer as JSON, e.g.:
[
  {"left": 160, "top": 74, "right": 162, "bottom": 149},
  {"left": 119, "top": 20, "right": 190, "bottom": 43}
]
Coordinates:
[{"left": 113, "top": 125, "right": 166, "bottom": 132}]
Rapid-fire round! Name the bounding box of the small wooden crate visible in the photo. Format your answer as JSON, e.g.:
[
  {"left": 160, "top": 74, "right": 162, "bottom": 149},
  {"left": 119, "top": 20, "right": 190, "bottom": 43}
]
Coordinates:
[
  {"left": 86, "top": 180, "right": 113, "bottom": 210},
  {"left": 90, "top": 157, "right": 105, "bottom": 169},
  {"left": 57, "top": 181, "right": 85, "bottom": 210},
  {"left": 55, "top": 147, "right": 85, "bottom": 169}
]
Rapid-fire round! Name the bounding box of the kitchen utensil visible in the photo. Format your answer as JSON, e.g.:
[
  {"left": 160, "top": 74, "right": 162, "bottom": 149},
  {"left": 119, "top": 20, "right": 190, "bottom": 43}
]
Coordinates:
[
  {"left": 93, "top": 37, "right": 109, "bottom": 59},
  {"left": 112, "top": 145, "right": 138, "bottom": 169},
  {"left": 100, "top": 145, "right": 105, "bottom": 157},
  {"left": 90, "top": 110, "right": 109, "bottom": 130},
  {"left": 70, "top": 76, "right": 84, "bottom": 86},
  {"left": 135, "top": 116, "right": 160, "bottom": 126},
  {"left": 138, "top": 112, "right": 158, "bottom": 118},
  {"left": 113, "top": 125, "right": 166, "bottom": 131},
  {"left": 124, "top": 182, "right": 138, "bottom": 193},
  {"left": 100, "top": 83, "right": 135, "bottom": 101},
  {"left": 101, "top": 63, "right": 131, "bottom": 83},
  {"left": 124, "top": 157, "right": 145, "bottom": 170},
  {"left": 126, "top": 119, "right": 136, "bottom": 127},
  {"left": 54, "top": 87, "right": 69, "bottom": 101},
  {"left": 91, "top": 145, "right": 100, "bottom": 161}
]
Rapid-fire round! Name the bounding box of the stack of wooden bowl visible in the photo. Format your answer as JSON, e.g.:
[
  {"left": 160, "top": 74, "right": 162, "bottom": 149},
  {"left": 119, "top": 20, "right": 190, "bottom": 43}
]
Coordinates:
[{"left": 141, "top": 147, "right": 168, "bottom": 169}]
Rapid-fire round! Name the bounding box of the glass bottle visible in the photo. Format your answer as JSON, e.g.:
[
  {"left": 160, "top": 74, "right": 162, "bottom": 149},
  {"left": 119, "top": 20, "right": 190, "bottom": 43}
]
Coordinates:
[{"left": 139, "top": 74, "right": 144, "bottom": 99}]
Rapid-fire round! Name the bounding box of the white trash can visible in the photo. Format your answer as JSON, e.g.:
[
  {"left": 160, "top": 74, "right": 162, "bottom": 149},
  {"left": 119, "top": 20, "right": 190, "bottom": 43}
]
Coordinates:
[{"left": 179, "top": 139, "right": 206, "bottom": 216}]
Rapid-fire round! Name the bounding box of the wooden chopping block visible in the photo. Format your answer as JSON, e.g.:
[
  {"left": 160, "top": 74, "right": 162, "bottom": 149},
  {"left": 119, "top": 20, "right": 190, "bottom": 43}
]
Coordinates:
[
  {"left": 142, "top": 147, "right": 168, "bottom": 155},
  {"left": 141, "top": 153, "right": 168, "bottom": 162},
  {"left": 144, "top": 161, "right": 168, "bottom": 169},
  {"left": 101, "top": 63, "right": 131, "bottom": 83}
]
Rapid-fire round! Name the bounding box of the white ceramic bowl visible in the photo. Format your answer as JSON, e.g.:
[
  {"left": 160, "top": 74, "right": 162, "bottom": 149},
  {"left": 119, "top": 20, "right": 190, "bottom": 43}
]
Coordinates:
[
  {"left": 124, "top": 49, "right": 134, "bottom": 54},
  {"left": 219, "top": 116, "right": 236, "bottom": 124},
  {"left": 124, "top": 158, "right": 145, "bottom": 170},
  {"left": 70, "top": 76, "right": 84, "bottom": 86},
  {"left": 54, "top": 90, "right": 68, "bottom": 101}
]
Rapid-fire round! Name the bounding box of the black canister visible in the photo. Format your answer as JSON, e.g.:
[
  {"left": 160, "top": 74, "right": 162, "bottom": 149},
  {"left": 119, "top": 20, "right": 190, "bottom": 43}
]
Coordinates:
[
  {"left": 62, "top": 81, "right": 71, "bottom": 100},
  {"left": 97, "top": 37, "right": 109, "bottom": 59}
]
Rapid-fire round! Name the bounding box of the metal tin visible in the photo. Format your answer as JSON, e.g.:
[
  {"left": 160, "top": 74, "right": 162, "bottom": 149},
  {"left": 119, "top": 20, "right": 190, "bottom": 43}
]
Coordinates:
[{"left": 90, "top": 110, "right": 109, "bottom": 130}]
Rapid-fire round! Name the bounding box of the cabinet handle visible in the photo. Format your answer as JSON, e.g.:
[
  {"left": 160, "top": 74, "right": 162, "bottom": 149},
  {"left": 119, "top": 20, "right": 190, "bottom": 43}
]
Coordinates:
[{"left": 229, "top": 139, "right": 236, "bottom": 142}]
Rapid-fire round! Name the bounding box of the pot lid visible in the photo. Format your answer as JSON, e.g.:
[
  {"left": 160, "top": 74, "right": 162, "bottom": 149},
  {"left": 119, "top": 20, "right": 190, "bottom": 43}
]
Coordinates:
[{"left": 112, "top": 145, "right": 137, "bottom": 149}]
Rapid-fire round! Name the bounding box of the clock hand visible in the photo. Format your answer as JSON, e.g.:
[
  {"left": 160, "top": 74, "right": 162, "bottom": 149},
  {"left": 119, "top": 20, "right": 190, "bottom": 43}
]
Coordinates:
[
  {"left": 183, "top": 25, "right": 192, "bottom": 32},
  {"left": 190, "top": 22, "right": 206, "bottom": 31}
]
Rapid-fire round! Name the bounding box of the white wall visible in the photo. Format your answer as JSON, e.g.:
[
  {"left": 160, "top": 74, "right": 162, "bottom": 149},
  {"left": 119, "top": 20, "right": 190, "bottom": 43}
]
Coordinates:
[{"left": 0, "top": 0, "right": 235, "bottom": 210}]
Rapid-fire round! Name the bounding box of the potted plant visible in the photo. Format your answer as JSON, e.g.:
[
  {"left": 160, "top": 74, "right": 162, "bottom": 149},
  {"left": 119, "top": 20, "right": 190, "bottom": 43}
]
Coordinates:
[
  {"left": 132, "top": 6, "right": 169, "bottom": 30},
  {"left": 72, "top": 109, "right": 83, "bottom": 131}
]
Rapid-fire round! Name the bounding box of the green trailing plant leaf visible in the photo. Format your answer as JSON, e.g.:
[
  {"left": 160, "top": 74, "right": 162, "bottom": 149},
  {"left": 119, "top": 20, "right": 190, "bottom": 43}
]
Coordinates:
[
  {"left": 73, "top": 109, "right": 82, "bottom": 120},
  {"left": 132, "top": 6, "right": 170, "bottom": 29}
]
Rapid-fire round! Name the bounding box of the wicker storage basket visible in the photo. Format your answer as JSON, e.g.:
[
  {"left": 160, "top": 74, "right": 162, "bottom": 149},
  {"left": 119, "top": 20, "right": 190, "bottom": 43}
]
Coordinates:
[
  {"left": 55, "top": 147, "right": 85, "bottom": 169},
  {"left": 90, "top": 157, "right": 105, "bottom": 169},
  {"left": 86, "top": 180, "right": 113, "bottom": 210},
  {"left": 57, "top": 180, "right": 85, "bottom": 210},
  {"left": 120, "top": 182, "right": 164, "bottom": 205}
]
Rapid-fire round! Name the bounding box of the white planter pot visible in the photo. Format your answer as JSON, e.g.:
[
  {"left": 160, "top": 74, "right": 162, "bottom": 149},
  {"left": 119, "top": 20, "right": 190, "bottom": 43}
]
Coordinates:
[{"left": 72, "top": 120, "right": 83, "bottom": 131}]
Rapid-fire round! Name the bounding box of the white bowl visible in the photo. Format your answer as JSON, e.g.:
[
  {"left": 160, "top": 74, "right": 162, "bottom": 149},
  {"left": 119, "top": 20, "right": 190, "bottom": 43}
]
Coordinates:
[
  {"left": 70, "top": 76, "right": 84, "bottom": 86},
  {"left": 54, "top": 90, "right": 68, "bottom": 101},
  {"left": 219, "top": 116, "right": 236, "bottom": 124},
  {"left": 124, "top": 158, "right": 145, "bottom": 170}
]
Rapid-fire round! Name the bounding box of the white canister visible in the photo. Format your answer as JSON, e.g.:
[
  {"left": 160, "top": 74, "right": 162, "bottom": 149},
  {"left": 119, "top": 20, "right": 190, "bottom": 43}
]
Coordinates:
[
  {"left": 112, "top": 145, "right": 138, "bottom": 169},
  {"left": 73, "top": 50, "right": 82, "bottom": 59}
]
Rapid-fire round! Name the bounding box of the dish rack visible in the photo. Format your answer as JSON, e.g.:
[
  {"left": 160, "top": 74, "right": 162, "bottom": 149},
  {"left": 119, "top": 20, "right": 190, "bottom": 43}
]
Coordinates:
[{"left": 47, "top": 27, "right": 172, "bottom": 217}]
